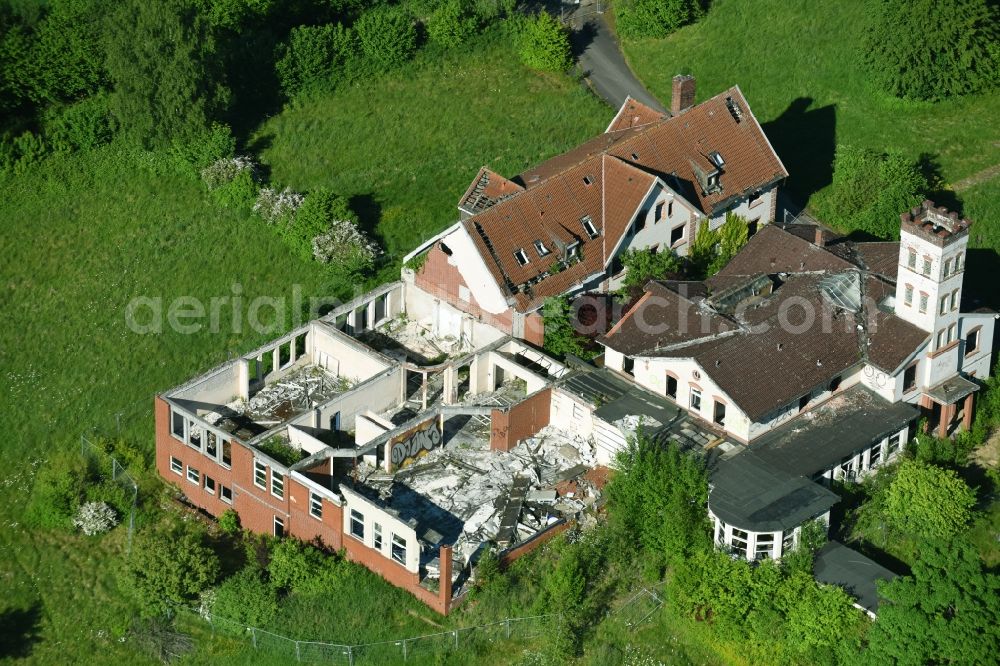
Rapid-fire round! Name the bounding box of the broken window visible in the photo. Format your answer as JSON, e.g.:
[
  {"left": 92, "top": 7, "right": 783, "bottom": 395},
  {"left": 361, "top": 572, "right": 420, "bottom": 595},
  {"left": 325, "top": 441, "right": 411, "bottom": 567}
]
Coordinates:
[
  {"left": 513, "top": 248, "right": 529, "bottom": 266},
  {"left": 622, "top": 357, "right": 635, "bottom": 376},
  {"left": 170, "top": 457, "right": 182, "bottom": 475},
  {"left": 221, "top": 485, "right": 233, "bottom": 504},
  {"left": 391, "top": 534, "right": 407, "bottom": 565},
  {"left": 966, "top": 329, "right": 980, "bottom": 355},
  {"left": 274, "top": 516, "right": 285, "bottom": 538},
  {"left": 748, "top": 191, "right": 761, "bottom": 205},
  {"left": 655, "top": 202, "right": 664, "bottom": 223},
  {"left": 171, "top": 411, "right": 185, "bottom": 440},
  {"left": 869, "top": 445, "right": 882, "bottom": 467},
  {"left": 903, "top": 363, "right": 918, "bottom": 393},
  {"left": 350, "top": 510, "right": 365, "bottom": 540},
  {"left": 581, "top": 216, "right": 599, "bottom": 239},
  {"left": 254, "top": 460, "right": 267, "bottom": 489},
  {"left": 534, "top": 240, "right": 550, "bottom": 258},
  {"left": 187, "top": 424, "right": 201, "bottom": 451},
  {"left": 690, "top": 388, "right": 702, "bottom": 411},
  {"left": 634, "top": 214, "right": 646, "bottom": 233},
  {"left": 665, "top": 375, "right": 678, "bottom": 399},
  {"left": 186, "top": 466, "right": 200, "bottom": 486},
  {"left": 271, "top": 469, "right": 284, "bottom": 499},
  {"left": 713, "top": 400, "right": 726, "bottom": 427},
  {"left": 205, "top": 476, "right": 216, "bottom": 495},
  {"left": 206, "top": 431, "right": 218, "bottom": 459},
  {"left": 887, "top": 432, "right": 902, "bottom": 454},
  {"left": 222, "top": 440, "right": 232, "bottom": 468},
  {"left": 670, "top": 224, "right": 684, "bottom": 246},
  {"left": 373, "top": 523, "right": 383, "bottom": 550}
]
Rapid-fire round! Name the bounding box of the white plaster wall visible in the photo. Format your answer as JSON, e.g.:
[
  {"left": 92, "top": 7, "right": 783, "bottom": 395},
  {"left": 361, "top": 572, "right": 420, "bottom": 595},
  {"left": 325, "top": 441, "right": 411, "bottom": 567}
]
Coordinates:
[
  {"left": 439, "top": 224, "right": 509, "bottom": 315},
  {"left": 340, "top": 485, "right": 420, "bottom": 573},
  {"left": 310, "top": 323, "right": 391, "bottom": 382},
  {"left": 287, "top": 366, "right": 404, "bottom": 432},
  {"left": 961, "top": 313, "right": 996, "bottom": 379},
  {"left": 893, "top": 231, "right": 967, "bottom": 333},
  {"left": 860, "top": 363, "right": 905, "bottom": 403},
  {"left": 707, "top": 185, "right": 777, "bottom": 231},
  {"left": 549, "top": 389, "right": 596, "bottom": 440},
  {"left": 402, "top": 285, "right": 506, "bottom": 349},
  {"left": 170, "top": 362, "right": 241, "bottom": 405},
  {"left": 287, "top": 426, "right": 331, "bottom": 455}
]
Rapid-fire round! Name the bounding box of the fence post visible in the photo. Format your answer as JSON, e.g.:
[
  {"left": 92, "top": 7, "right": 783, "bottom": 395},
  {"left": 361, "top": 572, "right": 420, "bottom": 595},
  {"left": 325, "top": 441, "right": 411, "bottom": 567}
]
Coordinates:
[
  {"left": 251, "top": 628, "right": 257, "bottom": 649},
  {"left": 347, "top": 645, "right": 354, "bottom": 666},
  {"left": 295, "top": 641, "right": 300, "bottom": 661},
  {"left": 505, "top": 618, "right": 511, "bottom": 639},
  {"left": 453, "top": 630, "right": 459, "bottom": 649}
]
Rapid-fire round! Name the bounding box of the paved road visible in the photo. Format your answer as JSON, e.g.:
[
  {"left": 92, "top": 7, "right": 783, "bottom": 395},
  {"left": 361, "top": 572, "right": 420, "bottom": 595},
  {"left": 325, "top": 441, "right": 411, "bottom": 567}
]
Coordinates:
[{"left": 571, "top": 15, "right": 666, "bottom": 112}]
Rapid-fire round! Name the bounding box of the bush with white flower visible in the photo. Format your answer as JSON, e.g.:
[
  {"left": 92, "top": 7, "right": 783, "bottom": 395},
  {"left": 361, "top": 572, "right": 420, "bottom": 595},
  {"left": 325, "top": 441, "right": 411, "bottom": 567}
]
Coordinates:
[
  {"left": 311, "top": 219, "right": 380, "bottom": 274},
  {"left": 253, "top": 187, "right": 304, "bottom": 225},
  {"left": 73, "top": 501, "right": 118, "bottom": 535},
  {"left": 199, "top": 156, "right": 258, "bottom": 190}
]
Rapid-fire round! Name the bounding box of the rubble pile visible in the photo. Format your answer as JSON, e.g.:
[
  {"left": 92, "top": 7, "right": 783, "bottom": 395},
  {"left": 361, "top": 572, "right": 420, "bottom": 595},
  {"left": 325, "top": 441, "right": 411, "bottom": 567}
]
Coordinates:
[
  {"left": 376, "top": 316, "right": 469, "bottom": 360},
  {"left": 231, "top": 366, "right": 352, "bottom": 424}
]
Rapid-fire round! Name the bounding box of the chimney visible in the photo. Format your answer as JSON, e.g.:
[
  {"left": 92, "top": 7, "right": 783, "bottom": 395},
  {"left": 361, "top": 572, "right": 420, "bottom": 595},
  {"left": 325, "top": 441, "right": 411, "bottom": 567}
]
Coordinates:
[
  {"left": 439, "top": 544, "right": 453, "bottom": 614},
  {"left": 671, "top": 75, "right": 696, "bottom": 115},
  {"left": 814, "top": 226, "right": 826, "bottom": 246}
]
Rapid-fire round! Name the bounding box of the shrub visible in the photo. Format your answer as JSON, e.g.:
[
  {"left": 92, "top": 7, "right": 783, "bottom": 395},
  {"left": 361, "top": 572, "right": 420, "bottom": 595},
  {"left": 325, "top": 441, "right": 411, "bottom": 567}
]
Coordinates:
[
  {"left": 125, "top": 525, "right": 220, "bottom": 615},
  {"left": 254, "top": 187, "right": 304, "bottom": 225},
  {"left": 617, "top": 246, "right": 682, "bottom": 297},
  {"left": 73, "top": 501, "right": 118, "bottom": 535},
  {"left": 814, "top": 145, "right": 927, "bottom": 240},
  {"left": 542, "top": 295, "right": 595, "bottom": 360},
  {"left": 280, "top": 188, "right": 354, "bottom": 259},
  {"left": 170, "top": 122, "right": 236, "bottom": 172},
  {"left": 200, "top": 155, "right": 257, "bottom": 190},
  {"left": 43, "top": 93, "right": 113, "bottom": 153},
  {"left": 355, "top": 6, "right": 418, "bottom": 73},
  {"left": 9, "top": 131, "right": 48, "bottom": 174},
  {"left": 24, "top": 450, "right": 90, "bottom": 529},
  {"left": 427, "top": 0, "right": 479, "bottom": 49},
  {"left": 210, "top": 566, "right": 278, "bottom": 625},
  {"left": 862, "top": 0, "right": 1000, "bottom": 101},
  {"left": 615, "top": 0, "right": 705, "bottom": 39},
  {"left": 518, "top": 12, "right": 571, "bottom": 73},
  {"left": 276, "top": 23, "right": 355, "bottom": 97},
  {"left": 882, "top": 459, "right": 976, "bottom": 539},
  {"left": 267, "top": 538, "right": 347, "bottom": 594},
  {"left": 311, "top": 219, "right": 380, "bottom": 275},
  {"left": 218, "top": 509, "right": 240, "bottom": 535}
]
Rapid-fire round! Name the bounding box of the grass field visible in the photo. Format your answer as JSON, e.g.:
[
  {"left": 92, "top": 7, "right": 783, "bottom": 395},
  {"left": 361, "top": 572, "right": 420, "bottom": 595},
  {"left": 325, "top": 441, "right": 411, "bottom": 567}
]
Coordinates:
[
  {"left": 620, "top": 0, "right": 1000, "bottom": 235},
  {"left": 0, "top": 31, "right": 612, "bottom": 664}
]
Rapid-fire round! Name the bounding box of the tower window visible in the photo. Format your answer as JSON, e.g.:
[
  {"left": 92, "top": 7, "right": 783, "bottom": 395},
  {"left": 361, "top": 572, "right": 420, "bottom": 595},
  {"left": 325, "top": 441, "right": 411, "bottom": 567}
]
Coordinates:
[
  {"left": 918, "top": 292, "right": 928, "bottom": 314},
  {"left": 943, "top": 258, "right": 952, "bottom": 276},
  {"left": 904, "top": 284, "right": 913, "bottom": 306},
  {"left": 922, "top": 257, "right": 932, "bottom": 276},
  {"left": 951, "top": 289, "right": 960, "bottom": 311},
  {"left": 940, "top": 296, "right": 948, "bottom": 315},
  {"left": 907, "top": 248, "right": 916, "bottom": 269}
]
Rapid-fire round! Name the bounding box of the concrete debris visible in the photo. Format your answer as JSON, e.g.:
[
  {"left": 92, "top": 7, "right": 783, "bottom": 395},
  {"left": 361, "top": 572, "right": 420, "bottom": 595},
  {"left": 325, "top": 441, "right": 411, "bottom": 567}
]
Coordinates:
[
  {"left": 376, "top": 316, "right": 469, "bottom": 361},
  {"left": 216, "top": 365, "right": 353, "bottom": 424}
]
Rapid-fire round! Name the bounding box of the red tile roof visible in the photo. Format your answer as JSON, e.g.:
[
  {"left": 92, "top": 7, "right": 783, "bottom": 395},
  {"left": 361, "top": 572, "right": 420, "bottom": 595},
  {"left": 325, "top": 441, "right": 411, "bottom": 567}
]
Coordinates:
[
  {"left": 457, "top": 167, "right": 524, "bottom": 216},
  {"left": 605, "top": 96, "right": 668, "bottom": 133}
]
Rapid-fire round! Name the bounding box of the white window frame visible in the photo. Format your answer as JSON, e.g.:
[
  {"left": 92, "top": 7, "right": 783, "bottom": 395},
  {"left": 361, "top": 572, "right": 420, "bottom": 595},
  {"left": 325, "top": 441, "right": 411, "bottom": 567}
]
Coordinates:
[
  {"left": 581, "top": 216, "right": 599, "bottom": 239},
  {"left": 374, "top": 523, "right": 383, "bottom": 551},
  {"left": 171, "top": 410, "right": 186, "bottom": 441},
  {"left": 253, "top": 460, "right": 267, "bottom": 489},
  {"left": 391, "top": 534, "right": 407, "bottom": 565},
  {"left": 309, "top": 492, "right": 323, "bottom": 519},
  {"left": 904, "top": 284, "right": 913, "bottom": 306},
  {"left": 270, "top": 469, "right": 284, "bottom": 500},
  {"left": 170, "top": 457, "right": 183, "bottom": 475},
  {"left": 186, "top": 465, "right": 200, "bottom": 486},
  {"left": 205, "top": 476, "right": 216, "bottom": 495},
  {"left": 221, "top": 485, "right": 233, "bottom": 504},
  {"left": 350, "top": 509, "right": 365, "bottom": 540},
  {"left": 690, "top": 388, "right": 702, "bottom": 412},
  {"left": 513, "top": 248, "right": 529, "bottom": 266},
  {"left": 273, "top": 516, "right": 284, "bottom": 537}
]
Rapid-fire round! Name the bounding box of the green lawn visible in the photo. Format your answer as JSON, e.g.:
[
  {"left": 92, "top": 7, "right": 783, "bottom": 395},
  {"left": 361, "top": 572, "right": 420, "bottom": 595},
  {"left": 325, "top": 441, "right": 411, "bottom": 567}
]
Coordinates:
[
  {"left": 621, "top": 0, "right": 1000, "bottom": 231},
  {"left": 0, "top": 30, "right": 611, "bottom": 664}
]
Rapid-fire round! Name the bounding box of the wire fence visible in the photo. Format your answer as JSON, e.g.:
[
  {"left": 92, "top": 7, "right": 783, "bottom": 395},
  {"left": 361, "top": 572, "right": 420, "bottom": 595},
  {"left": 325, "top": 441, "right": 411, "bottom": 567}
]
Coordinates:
[
  {"left": 81, "top": 434, "right": 140, "bottom": 555},
  {"left": 174, "top": 604, "right": 560, "bottom": 664}
]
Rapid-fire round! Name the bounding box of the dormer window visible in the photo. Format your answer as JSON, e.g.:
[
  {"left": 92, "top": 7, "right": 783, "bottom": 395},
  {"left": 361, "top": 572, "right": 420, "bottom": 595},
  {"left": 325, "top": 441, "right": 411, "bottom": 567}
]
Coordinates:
[
  {"left": 566, "top": 242, "right": 581, "bottom": 262},
  {"left": 581, "top": 216, "right": 599, "bottom": 239},
  {"left": 709, "top": 151, "right": 725, "bottom": 168},
  {"left": 707, "top": 172, "right": 719, "bottom": 190},
  {"left": 514, "top": 248, "right": 529, "bottom": 266},
  {"left": 582, "top": 175, "right": 593, "bottom": 186},
  {"left": 534, "top": 240, "right": 550, "bottom": 258}
]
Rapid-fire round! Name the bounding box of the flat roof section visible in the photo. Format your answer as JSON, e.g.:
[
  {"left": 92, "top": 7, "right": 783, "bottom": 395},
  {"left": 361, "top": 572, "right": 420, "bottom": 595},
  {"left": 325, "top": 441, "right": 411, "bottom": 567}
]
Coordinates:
[
  {"left": 814, "top": 541, "right": 898, "bottom": 615},
  {"left": 751, "top": 385, "right": 918, "bottom": 478},
  {"left": 709, "top": 451, "right": 839, "bottom": 532}
]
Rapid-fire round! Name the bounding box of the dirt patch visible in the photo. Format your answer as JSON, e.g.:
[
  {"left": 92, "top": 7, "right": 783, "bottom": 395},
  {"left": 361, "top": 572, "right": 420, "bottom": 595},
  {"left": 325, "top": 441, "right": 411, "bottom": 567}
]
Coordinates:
[{"left": 971, "top": 430, "right": 1000, "bottom": 468}]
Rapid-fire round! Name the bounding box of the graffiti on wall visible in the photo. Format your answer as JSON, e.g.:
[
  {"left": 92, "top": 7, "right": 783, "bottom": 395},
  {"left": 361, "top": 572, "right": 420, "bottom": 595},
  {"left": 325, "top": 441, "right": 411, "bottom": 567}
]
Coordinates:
[{"left": 388, "top": 417, "right": 442, "bottom": 471}]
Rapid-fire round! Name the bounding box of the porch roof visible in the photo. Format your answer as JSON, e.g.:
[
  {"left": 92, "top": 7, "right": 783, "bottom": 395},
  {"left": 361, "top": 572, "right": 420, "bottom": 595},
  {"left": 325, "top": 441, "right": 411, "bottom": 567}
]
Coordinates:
[
  {"left": 924, "top": 374, "right": 979, "bottom": 405},
  {"left": 750, "top": 385, "right": 918, "bottom": 478}
]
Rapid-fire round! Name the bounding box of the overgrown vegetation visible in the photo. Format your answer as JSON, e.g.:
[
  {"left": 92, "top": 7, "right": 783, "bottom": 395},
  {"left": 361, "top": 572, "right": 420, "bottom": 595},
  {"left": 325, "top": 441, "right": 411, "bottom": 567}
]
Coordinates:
[
  {"left": 861, "top": 0, "right": 1000, "bottom": 102},
  {"left": 542, "top": 295, "right": 597, "bottom": 361},
  {"left": 687, "top": 211, "right": 750, "bottom": 277},
  {"left": 517, "top": 11, "right": 572, "bottom": 73},
  {"left": 614, "top": 0, "right": 706, "bottom": 39}
]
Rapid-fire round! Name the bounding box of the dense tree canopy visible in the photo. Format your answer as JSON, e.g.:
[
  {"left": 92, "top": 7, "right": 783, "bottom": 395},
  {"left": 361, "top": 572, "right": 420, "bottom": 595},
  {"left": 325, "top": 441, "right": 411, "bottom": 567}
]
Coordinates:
[
  {"left": 882, "top": 459, "right": 976, "bottom": 539},
  {"left": 518, "top": 11, "right": 572, "bottom": 73},
  {"left": 615, "top": 0, "right": 705, "bottom": 39},
  {"left": 866, "top": 539, "right": 1000, "bottom": 664},
  {"left": 862, "top": 0, "right": 1000, "bottom": 101}
]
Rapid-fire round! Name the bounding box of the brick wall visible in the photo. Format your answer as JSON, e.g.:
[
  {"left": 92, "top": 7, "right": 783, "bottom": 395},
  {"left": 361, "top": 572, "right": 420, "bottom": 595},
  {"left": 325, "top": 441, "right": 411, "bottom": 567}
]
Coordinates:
[
  {"left": 490, "top": 387, "right": 552, "bottom": 452},
  {"left": 500, "top": 520, "right": 571, "bottom": 568},
  {"left": 523, "top": 312, "right": 545, "bottom": 347},
  {"left": 415, "top": 244, "right": 514, "bottom": 335}
]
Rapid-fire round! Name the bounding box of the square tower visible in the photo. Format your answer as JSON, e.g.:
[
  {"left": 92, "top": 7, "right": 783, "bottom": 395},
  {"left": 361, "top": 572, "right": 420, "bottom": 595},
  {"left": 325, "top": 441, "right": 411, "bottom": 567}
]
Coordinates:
[{"left": 893, "top": 201, "right": 971, "bottom": 347}]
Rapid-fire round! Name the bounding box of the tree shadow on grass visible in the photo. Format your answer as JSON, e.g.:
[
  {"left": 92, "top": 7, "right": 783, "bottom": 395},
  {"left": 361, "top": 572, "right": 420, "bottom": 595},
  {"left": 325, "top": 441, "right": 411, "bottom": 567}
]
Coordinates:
[
  {"left": 0, "top": 603, "right": 43, "bottom": 659},
  {"left": 349, "top": 193, "right": 383, "bottom": 239},
  {"left": 762, "top": 97, "right": 837, "bottom": 207}
]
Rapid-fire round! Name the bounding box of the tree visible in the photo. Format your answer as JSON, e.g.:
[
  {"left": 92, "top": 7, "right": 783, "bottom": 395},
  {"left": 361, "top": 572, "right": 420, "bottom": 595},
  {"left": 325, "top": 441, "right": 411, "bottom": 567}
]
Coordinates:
[
  {"left": 354, "top": 5, "right": 417, "bottom": 73},
  {"left": 615, "top": 0, "right": 705, "bottom": 40},
  {"left": 104, "top": 0, "right": 228, "bottom": 148},
  {"left": 865, "top": 539, "right": 1000, "bottom": 664},
  {"left": 518, "top": 11, "right": 571, "bottom": 73},
  {"left": 29, "top": 0, "right": 106, "bottom": 103},
  {"left": 125, "top": 526, "right": 220, "bottom": 615},
  {"left": 710, "top": 212, "right": 750, "bottom": 273},
  {"left": 280, "top": 188, "right": 356, "bottom": 260},
  {"left": 815, "top": 145, "right": 927, "bottom": 240},
  {"left": 541, "top": 295, "right": 593, "bottom": 360},
  {"left": 427, "top": 0, "right": 479, "bottom": 49},
  {"left": 617, "top": 247, "right": 682, "bottom": 298},
  {"left": 209, "top": 566, "right": 278, "bottom": 625},
  {"left": 275, "top": 23, "right": 354, "bottom": 97},
  {"left": 882, "top": 459, "right": 976, "bottom": 539},
  {"left": 862, "top": 0, "right": 1000, "bottom": 101}
]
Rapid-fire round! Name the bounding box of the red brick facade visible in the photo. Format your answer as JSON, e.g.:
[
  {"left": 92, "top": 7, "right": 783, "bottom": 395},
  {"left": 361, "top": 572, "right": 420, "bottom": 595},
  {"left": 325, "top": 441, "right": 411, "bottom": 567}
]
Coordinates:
[
  {"left": 490, "top": 388, "right": 552, "bottom": 452},
  {"left": 154, "top": 396, "right": 453, "bottom": 614}
]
